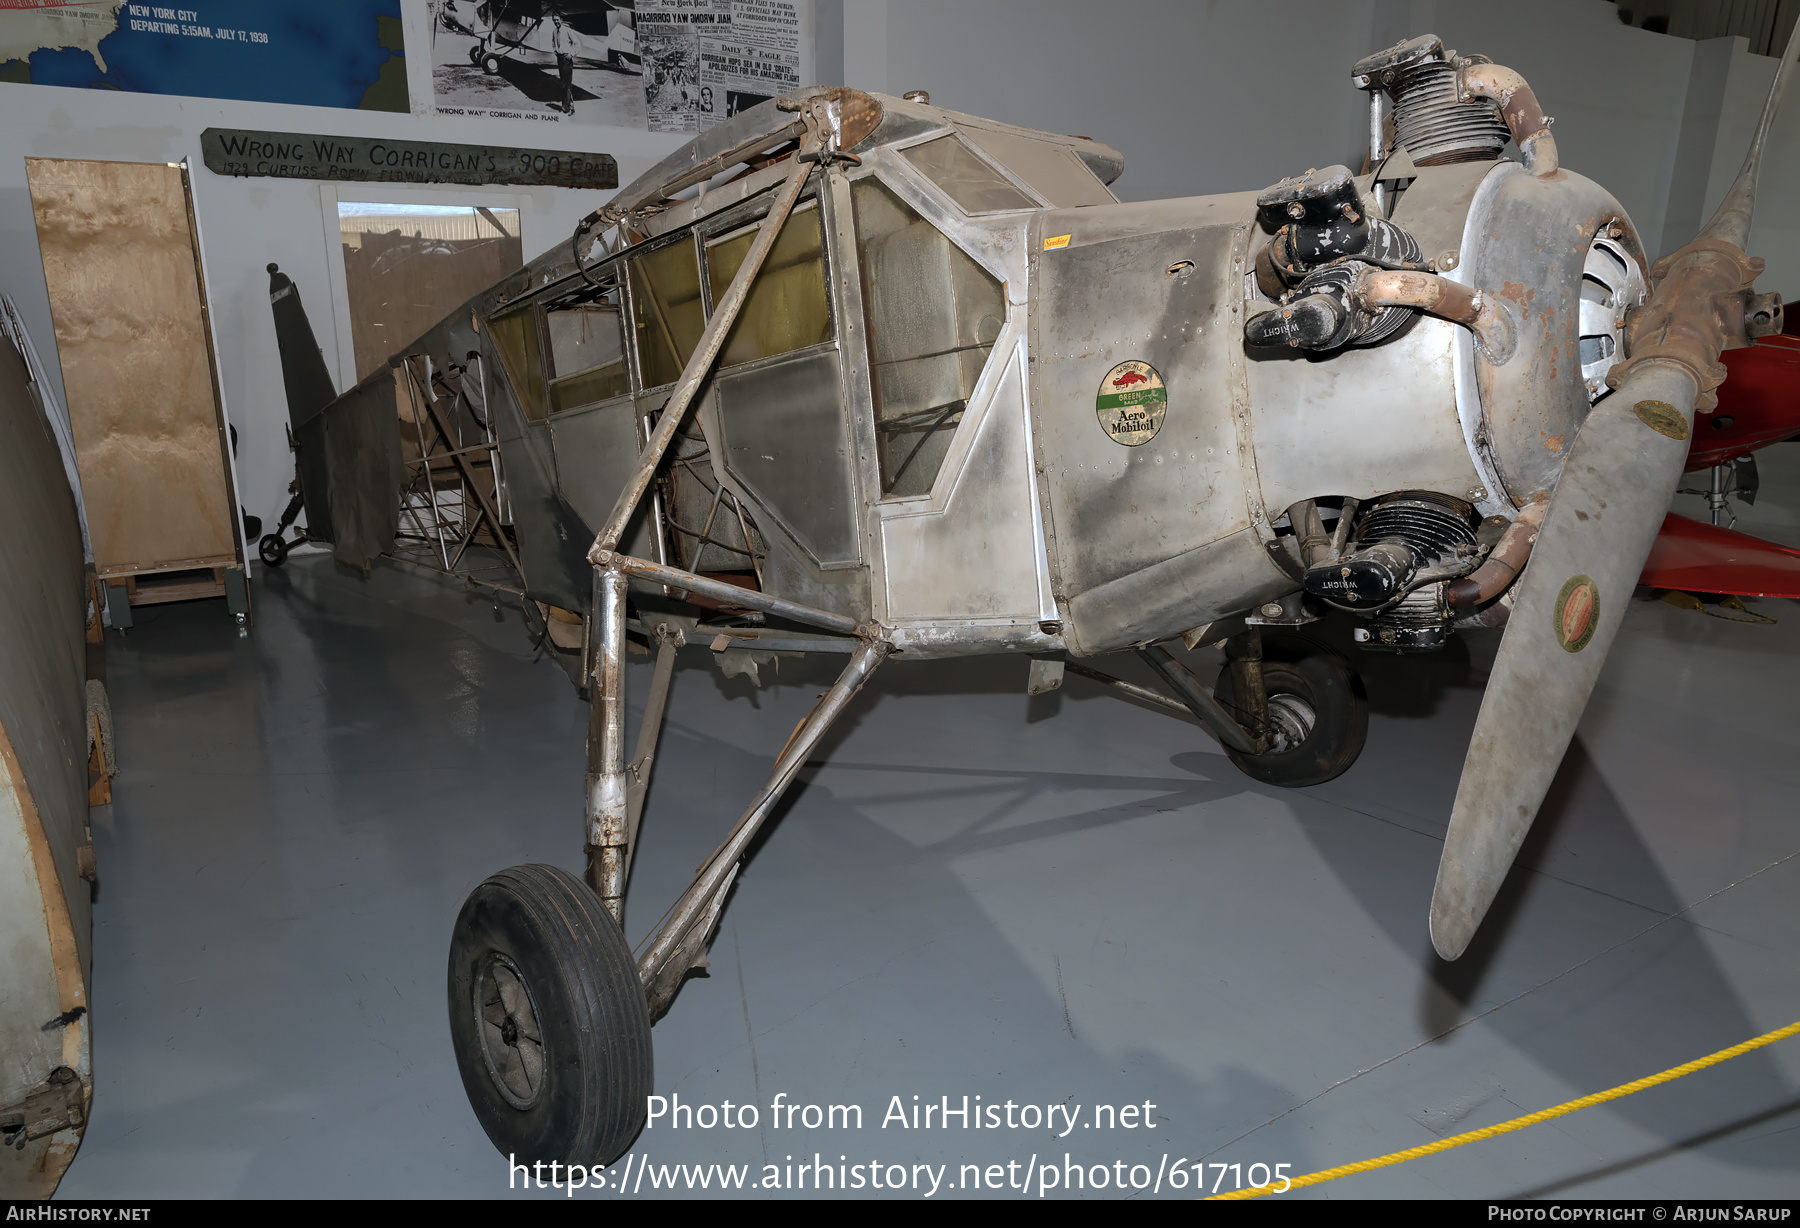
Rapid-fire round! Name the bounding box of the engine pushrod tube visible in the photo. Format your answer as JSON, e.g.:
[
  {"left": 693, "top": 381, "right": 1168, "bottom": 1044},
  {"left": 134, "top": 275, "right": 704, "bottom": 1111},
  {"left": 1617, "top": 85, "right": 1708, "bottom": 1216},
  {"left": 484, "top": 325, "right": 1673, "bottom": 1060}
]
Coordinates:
[
  {"left": 589, "top": 120, "right": 822, "bottom": 559},
  {"left": 637, "top": 639, "right": 889, "bottom": 988},
  {"left": 1136, "top": 646, "right": 1263, "bottom": 755},
  {"left": 606, "top": 552, "right": 861, "bottom": 636}
]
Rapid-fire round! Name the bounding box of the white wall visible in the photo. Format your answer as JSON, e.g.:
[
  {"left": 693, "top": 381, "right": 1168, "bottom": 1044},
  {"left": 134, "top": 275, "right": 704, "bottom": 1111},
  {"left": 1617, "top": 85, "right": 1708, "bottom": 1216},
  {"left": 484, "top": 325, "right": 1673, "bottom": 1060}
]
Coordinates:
[
  {"left": 862, "top": 0, "right": 1800, "bottom": 276},
  {"left": 0, "top": 3, "right": 686, "bottom": 535}
]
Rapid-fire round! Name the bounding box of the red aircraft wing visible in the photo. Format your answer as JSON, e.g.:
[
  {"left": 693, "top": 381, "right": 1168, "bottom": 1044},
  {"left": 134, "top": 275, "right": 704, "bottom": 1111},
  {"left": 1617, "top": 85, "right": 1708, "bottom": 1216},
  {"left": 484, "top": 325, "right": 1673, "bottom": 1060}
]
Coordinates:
[
  {"left": 1639, "top": 512, "right": 1800, "bottom": 598},
  {"left": 1689, "top": 334, "right": 1800, "bottom": 470}
]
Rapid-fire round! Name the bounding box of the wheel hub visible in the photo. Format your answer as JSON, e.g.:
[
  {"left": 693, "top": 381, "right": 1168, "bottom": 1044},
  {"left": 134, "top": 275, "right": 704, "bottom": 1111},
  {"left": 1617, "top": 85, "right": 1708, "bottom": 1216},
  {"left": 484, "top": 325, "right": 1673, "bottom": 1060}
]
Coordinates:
[
  {"left": 1265, "top": 692, "right": 1316, "bottom": 754},
  {"left": 474, "top": 954, "right": 545, "bottom": 1110}
]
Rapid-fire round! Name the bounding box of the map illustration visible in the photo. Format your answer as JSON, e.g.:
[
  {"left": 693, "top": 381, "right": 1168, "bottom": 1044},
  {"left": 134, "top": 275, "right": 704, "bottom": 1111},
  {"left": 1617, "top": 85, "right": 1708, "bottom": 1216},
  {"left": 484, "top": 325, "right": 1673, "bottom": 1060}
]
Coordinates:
[{"left": 0, "top": 1, "right": 408, "bottom": 112}]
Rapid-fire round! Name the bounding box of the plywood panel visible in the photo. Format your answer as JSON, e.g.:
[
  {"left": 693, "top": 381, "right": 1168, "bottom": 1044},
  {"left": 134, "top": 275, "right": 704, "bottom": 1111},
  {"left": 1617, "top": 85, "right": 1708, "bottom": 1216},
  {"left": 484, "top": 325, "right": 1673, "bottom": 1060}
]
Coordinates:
[{"left": 26, "top": 158, "right": 237, "bottom": 575}]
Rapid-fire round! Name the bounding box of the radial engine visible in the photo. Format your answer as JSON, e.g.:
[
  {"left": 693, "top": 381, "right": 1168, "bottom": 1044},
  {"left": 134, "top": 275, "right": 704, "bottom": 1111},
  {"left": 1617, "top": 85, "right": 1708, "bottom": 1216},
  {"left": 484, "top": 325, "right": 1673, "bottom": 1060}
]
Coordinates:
[{"left": 1231, "top": 34, "right": 1719, "bottom": 652}]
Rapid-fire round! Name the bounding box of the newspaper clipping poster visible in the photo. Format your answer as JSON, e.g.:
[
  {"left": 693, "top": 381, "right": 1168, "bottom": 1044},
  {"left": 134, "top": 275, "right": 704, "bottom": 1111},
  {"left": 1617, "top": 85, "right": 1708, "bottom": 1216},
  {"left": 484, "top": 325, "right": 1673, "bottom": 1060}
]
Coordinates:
[
  {"left": 640, "top": 0, "right": 727, "bottom": 133},
  {"left": 429, "top": 0, "right": 647, "bottom": 128},
  {"left": 705, "top": 1, "right": 802, "bottom": 123},
  {"left": 642, "top": 0, "right": 805, "bottom": 134}
]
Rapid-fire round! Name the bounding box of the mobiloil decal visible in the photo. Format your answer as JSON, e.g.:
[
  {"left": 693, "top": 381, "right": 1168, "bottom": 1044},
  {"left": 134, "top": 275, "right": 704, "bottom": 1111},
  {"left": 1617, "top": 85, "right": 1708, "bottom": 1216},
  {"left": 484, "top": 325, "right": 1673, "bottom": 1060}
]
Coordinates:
[
  {"left": 1554, "top": 574, "right": 1600, "bottom": 652},
  {"left": 1096, "top": 360, "right": 1167, "bottom": 446}
]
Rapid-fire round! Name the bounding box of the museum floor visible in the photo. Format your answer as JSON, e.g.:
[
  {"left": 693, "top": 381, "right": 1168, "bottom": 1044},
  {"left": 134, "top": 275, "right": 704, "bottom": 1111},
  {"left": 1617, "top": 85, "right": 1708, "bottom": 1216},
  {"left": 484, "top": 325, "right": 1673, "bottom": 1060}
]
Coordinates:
[{"left": 56, "top": 452, "right": 1800, "bottom": 1200}]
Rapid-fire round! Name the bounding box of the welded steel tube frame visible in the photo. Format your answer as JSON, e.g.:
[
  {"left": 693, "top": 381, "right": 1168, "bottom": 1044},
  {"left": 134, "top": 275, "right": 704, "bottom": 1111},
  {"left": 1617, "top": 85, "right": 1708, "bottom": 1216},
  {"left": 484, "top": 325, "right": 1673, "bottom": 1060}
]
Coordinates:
[
  {"left": 1062, "top": 661, "right": 1193, "bottom": 716},
  {"left": 623, "top": 633, "right": 678, "bottom": 882},
  {"left": 635, "top": 638, "right": 890, "bottom": 1017},
  {"left": 1136, "top": 645, "right": 1264, "bottom": 755},
  {"left": 586, "top": 567, "right": 630, "bottom": 919},
  {"left": 604, "top": 552, "right": 861, "bottom": 635},
  {"left": 589, "top": 103, "right": 829, "bottom": 561}
]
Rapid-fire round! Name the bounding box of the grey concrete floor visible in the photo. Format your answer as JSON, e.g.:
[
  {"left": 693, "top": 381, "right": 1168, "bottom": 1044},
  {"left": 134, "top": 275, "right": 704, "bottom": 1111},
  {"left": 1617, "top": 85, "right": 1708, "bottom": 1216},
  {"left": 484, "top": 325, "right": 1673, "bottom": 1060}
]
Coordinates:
[{"left": 57, "top": 457, "right": 1800, "bottom": 1200}]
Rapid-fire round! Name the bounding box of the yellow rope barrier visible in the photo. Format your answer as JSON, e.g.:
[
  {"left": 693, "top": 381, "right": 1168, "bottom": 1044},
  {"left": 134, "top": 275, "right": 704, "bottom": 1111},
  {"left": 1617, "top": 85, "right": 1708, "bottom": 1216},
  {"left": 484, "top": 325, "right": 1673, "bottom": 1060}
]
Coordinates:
[{"left": 1207, "top": 1018, "right": 1800, "bottom": 1200}]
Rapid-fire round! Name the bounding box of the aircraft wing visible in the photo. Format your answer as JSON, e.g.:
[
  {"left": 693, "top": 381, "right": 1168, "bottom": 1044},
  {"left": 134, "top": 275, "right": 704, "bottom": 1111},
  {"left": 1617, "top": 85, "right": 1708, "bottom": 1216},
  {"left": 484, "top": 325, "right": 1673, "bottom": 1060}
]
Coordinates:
[
  {"left": 1640, "top": 513, "right": 1800, "bottom": 598},
  {"left": 1688, "top": 334, "right": 1800, "bottom": 470}
]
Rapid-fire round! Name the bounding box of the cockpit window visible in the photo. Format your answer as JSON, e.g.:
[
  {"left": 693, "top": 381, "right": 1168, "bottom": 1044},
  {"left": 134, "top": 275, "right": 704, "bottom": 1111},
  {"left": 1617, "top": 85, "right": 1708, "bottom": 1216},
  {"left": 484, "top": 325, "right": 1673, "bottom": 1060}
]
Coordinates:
[
  {"left": 629, "top": 236, "right": 705, "bottom": 389},
  {"left": 705, "top": 200, "right": 832, "bottom": 368},
  {"left": 545, "top": 282, "right": 628, "bottom": 413},
  {"left": 852, "top": 176, "right": 1006, "bottom": 497},
  {"left": 959, "top": 127, "right": 1116, "bottom": 207},
  {"left": 901, "top": 134, "right": 1037, "bottom": 214},
  {"left": 489, "top": 304, "right": 548, "bottom": 422}
]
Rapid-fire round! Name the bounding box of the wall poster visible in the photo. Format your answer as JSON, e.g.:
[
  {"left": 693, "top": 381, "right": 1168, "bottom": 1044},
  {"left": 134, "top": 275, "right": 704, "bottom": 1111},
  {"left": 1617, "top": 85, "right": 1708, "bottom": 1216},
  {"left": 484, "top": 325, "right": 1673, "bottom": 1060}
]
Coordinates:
[
  {"left": 429, "top": 0, "right": 647, "bottom": 127},
  {"left": 426, "top": 1, "right": 809, "bottom": 134},
  {"left": 642, "top": 0, "right": 803, "bottom": 134},
  {"left": 0, "top": 1, "right": 408, "bottom": 111}
]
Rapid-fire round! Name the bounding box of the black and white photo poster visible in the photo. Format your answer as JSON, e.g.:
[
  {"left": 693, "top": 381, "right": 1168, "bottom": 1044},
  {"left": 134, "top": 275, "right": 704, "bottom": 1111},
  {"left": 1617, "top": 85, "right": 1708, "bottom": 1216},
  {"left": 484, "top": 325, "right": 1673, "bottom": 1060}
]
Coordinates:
[{"left": 428, "top": 0, "right": 647, "bottom": 129}]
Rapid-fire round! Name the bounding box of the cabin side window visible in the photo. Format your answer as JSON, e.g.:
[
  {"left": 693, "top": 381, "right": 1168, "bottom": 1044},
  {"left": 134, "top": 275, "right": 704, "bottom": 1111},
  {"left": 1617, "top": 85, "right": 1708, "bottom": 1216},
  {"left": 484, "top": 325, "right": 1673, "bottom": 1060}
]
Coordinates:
[
  {"left": 488, "top": 304, "right": 549, "bottom": 423},
  {"left": 629, "top": 236, "right": 705, "bottom": 390},
  {"left": 900, "top": 135, "right": 1037, "bottom": 214},
  {"left": 851, "top": 177, "right": 1006, "bottom": 497},
  {"left": 958, "top": 127, "right": 1115, "bottom": 207},
  {"left": 704, "top": 200, "right": 832, "bottom": 368},
  {"left": 545, "top": 281, "right": 629, "bottom": 413}
]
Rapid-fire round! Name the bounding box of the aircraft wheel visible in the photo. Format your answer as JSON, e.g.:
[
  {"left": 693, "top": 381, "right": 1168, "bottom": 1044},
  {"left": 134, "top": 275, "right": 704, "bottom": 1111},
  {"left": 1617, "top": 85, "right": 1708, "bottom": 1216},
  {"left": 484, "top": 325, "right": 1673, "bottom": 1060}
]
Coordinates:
[
  {"left": 468, "top": 43, "right": 483, "bottom": 65},
  {"left": 258, "top": 533, "right": 289, "bottom": 568},
  {"left": 1213, "top": 633, "right": 1367, "bottom": 787},
  {"left": 481, "top": 52, "right": 503, "bottom": 75},
  {"left": 448, "top": 864, "right": 652, "bottom": 1166}
]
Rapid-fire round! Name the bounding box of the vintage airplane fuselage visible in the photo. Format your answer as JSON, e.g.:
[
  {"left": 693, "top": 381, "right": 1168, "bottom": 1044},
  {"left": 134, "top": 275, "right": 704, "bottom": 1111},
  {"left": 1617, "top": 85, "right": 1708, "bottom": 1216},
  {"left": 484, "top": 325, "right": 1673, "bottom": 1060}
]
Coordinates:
[{"left": 399, "top": 91, "right": 1646, "bottom": 662}]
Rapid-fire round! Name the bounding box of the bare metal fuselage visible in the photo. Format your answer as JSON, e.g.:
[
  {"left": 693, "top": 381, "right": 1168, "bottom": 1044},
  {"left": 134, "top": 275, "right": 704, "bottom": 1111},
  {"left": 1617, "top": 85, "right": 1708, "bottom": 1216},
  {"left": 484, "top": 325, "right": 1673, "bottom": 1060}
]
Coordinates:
[{"left": 387, "top": 93, "right": 1639, "bottom": 665}]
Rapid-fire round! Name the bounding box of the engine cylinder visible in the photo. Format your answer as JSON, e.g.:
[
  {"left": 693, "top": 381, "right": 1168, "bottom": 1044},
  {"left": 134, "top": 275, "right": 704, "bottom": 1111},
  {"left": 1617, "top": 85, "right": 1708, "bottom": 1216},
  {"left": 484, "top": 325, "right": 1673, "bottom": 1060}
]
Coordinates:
[
  {"left": 1355, "top": 35, "right": 1510, "bottom": 167},
  {"left": 1304, "top": 492, "right": 1479, "bottom": 653}
]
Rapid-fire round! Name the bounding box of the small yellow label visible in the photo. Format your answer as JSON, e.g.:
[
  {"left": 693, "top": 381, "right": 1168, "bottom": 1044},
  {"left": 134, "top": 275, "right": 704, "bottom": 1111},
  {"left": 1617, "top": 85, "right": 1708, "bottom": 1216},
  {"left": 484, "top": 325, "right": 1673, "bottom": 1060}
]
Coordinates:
[{"left": 1044, "top": 234, "right": 1071, "bottom": 250}]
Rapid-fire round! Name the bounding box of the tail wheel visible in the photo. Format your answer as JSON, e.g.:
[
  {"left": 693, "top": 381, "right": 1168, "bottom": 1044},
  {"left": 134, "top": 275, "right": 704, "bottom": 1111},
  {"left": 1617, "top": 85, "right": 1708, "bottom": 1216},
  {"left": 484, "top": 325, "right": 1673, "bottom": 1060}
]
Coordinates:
[
  {"left": 448, "top": 864, "right": 652, "bottom": 1166},
  {"left": 258, "top": 533, "right": 289, "bottom": 568},
  {"left": 1213, "top": 633, "right": 1368, "bottom": 787}
]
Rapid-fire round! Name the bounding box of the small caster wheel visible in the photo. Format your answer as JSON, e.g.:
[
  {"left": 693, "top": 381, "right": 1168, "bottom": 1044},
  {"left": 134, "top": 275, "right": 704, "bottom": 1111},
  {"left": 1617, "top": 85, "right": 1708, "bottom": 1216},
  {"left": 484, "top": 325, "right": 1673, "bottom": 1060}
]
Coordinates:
[
  {"left": 449, "top": 864, "right": 652, "bottom": 1166},
  {"left": 1214, "top": 632, "right": 1368, "bottom": 787},
  {"left": 481, "top": 52, "right": 503, "bottom": 75},
  {"left": 259, "top": 533, "right": 289, "bottom": 567}
]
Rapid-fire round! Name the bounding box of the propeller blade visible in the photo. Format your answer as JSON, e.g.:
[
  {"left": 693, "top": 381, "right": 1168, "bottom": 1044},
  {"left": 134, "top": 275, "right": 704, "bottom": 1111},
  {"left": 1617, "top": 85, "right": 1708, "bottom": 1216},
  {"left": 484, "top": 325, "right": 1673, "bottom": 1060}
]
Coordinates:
[
  {"left": 1427, "top": 18, "right": 1800, "bottom": 961},
  {"left": 1429, "top": 365, "right": 1696, "bottom": 958}
]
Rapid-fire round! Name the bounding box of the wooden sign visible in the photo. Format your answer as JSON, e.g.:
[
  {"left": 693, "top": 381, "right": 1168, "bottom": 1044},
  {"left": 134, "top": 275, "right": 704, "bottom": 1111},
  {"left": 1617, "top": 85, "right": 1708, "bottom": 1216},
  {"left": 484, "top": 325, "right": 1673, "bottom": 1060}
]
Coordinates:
[{"left": 200, "top": 128, "right": 618, "bottom": 189}]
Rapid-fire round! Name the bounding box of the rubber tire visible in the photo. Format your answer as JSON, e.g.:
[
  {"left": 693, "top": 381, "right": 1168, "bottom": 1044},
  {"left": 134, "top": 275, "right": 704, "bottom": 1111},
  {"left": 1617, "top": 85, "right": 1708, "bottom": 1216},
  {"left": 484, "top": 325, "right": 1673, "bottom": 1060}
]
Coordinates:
[
  {"left": 468, "top": 43, "right": 484, "bottom": 65},
  {"left": 448, "top": 864, "right": 653, "bottom": 1166},
  {"left": 1213, "top": 634, "right": 1368, "bottom": 787},
  {"left": 258, "top": 533, "right": 289, "bottom": 568},
  {"left": 482, "top": 53, "right": 503, "bottom": 75}
]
